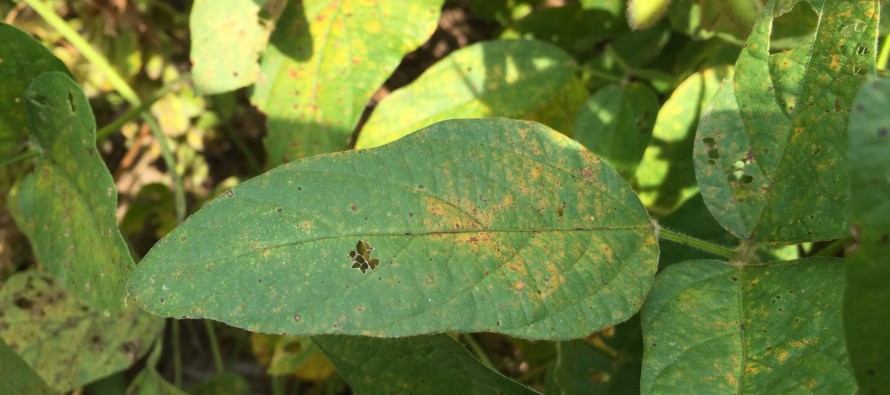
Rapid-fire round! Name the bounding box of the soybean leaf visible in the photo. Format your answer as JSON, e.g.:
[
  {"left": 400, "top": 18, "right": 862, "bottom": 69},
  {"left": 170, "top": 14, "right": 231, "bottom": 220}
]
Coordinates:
[
  {"left": 0, "top": 23, "right": 71, "bottom": 158},
  {"left": 634, "top": 66, "right": 733, "bottom": 215},
  {"left": 641, "top": 258, "right": 854, "bottom": 394},
  {"left": 251, "top": 0, "right": 443, "bottom": 164},
  {"left": 500, "top": 3, "right": 623, "bottom": 62},
  {"left": 668, "top": 0, "right": 759, "bottom": 43},
  {"left": 190, "top": 0, "right": 287, "bottom": 94},
  {"left": 314, "top": 335, "right": 539, "bottom": 394},
  {"left": 0, "top": 337, "right": 56, "bottom": 395},
  {"left": 126, "top": 340, "right": 186, "bottom": 395},
  {"left": 8, "top": 72, "right": 134, "bottom": 312},
  {"left": 129, "top": 119, "right": 658, "bottom": 340},
  {"left": 0, "top": 271, "right": 162, "bottom": 393},
  {"left": 354, "top": 39, "right": 587, "bottom": 149},
  {"left": 693, "top": 0, "right": 878, "bottom": 242},
  {"left": 844, "top": 78, "right": 890, "bottom": 394},
  {"left": 575, "top": 83, "right": 658, "bottom": 180},
  {"left": 626, "top": 0, "right": 671, "bottom": 30}
]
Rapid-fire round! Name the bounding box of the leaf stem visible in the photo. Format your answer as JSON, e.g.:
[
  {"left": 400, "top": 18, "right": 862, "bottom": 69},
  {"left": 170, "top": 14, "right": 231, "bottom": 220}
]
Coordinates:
[
  {"left": 460, "top": 333, "right": 496, "bottom": 370},
  {"left": 203, "top": 320, "right": 225, "bottom": 374},
  {"left": 142, "top": 113, "right": 187, "bottom": 223},
  {"left": 658, "top": 227, "right": 736, "bottom": 258},
  {"left": 0, "top": 149, "right": 39, "bottom": 168},
  {"left": 171, "top": 319, "right": 183, "bottom": 387},
  {"left": 878, "top": 34, "right": 890, "bottom": 71}
]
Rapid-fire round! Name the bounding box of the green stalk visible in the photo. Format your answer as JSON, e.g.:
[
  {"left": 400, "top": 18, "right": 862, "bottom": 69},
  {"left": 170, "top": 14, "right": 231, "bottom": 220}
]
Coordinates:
[
  {"left": 460, "top": 333, "right": 496, "bottom": 370},
  {"left": 0, "top": 149, "right": 40, "bottom": 168},
  {"left": 171, "top": 319, "right": 183, "bottom": 387},
  {"left": 658, "top": 227, "right": 736, "bottom": 259},
  {"left": 203, "top": 320, "right": 225, "bottom": 374}
]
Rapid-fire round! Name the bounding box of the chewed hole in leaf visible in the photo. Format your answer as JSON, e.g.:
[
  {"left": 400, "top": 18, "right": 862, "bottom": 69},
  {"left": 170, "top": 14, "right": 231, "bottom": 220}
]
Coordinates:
[{"left": 348, "top": 240, "right": 379, "bottom": 273}]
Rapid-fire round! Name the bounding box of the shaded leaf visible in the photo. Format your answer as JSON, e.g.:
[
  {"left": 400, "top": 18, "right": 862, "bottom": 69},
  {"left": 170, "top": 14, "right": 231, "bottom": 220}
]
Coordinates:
[
  {"left": 0, "top": 23, "right": 71, "bottom": 158},
  {"left": 0, "top": 271, "right": 162, "bottom": 393},
  {"left": 190, "top": 372, "right": 250, "bottom": 395},
  {"left": 641, "top": 258, "right": 854, "bottom": 394},
  {"left": 8, "top": 72, "right": 134, "bottom": 312},
  {"left": 252, "top": 0, "right": 443, "bottom": 164},
  {"left": 844, "top": 78, "right": 890, "bottom": 394},
  {"left": 668, "top": 0, "right": 760, "bottom": 42},
  {"left": 314, "top": 334, "right": 540, "bottom": 394},
  {"left": 575, "top": 83, "right": 658, "bottom": 180},
  {"left": 190, "top": 0, "right": 287, "bottom": 94},
  {"left": 693, "top": 0, "right": 878, "bottom": 242},
  {"left": 0, "top": 337, "right": 56, "bottom": 395},
  {"left": 501, "top": 3, "right": 624, "bottom": 62},
  {"left": 129, "top": 119, "right": 658, "bottom": 340},
  {"left": 126, "top": 340, "right": 186, "bottom": 395},
  {"left": 355, "top": 39, "right": 587, "bottom": 149}
]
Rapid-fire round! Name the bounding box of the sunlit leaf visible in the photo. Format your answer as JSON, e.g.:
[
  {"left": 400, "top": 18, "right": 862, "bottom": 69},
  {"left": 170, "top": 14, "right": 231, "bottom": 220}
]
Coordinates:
[
  {"left": 0, "top": 271, "right": 162, "bottom": 393},
  {"left": 8, "top": 72, "right": 134, "bottom": 312},
  {"left": 627, "top": 0, "right": 671, "bottom": 30},
  {"left": 844, "top": 78, "right": 890, "bottom": 394},
  {"left": 356, "top": 39, "right": 587, "bottom": 149},
  {"left": 641, "top": 258, "right": 854, "bottom": 394},
  {"left": 252, "top": 0, "right": 443, "bottom": 164},
  {"left": 692, "top": 0, "right": 878, "bottom": 242},
  {"left": 129, "top": 119, "right": 658, "bottom": 340}
]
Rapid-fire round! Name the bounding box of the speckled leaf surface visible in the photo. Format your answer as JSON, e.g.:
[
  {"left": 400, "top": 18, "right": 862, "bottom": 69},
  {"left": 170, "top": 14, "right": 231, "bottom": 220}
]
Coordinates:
[
  {"left": 575, "top": 83, "right": 658, "bottom": 180},
  {"left": 8, "top": 72, "right": 134, "bottom": 312},
  {"left": 354, "top": 39, "right": 587, "bottom": 149},
  {"left": 0, "top": 23, "right": 71, "bottom": 158},
  {"left": 190, "top": 0, "right": 286, "bottom": 94},
  {"left": 251, "top": 0, "right": 443, "bottom": 164},
  {"left": 128, "top": 119, "right": 658, "bottom": 340},
  {"left": 693, "top": 0, "right": 878, "bottom": 243},
  {"left": 634, "top": 66, "right": 732, "bottom": 215},
  {"left": 0, "top": 338, "right": 56, "bottom": 395},
  {"left": 844, "top": 78, "right": 890, "bottom": 394},
  {"left": 0, "top": 271, "right": 162, "bottom": 393},
  {"left": 314, "top": 335, "right": 540, "bottom": 394},
  {"left": 641, "top": 258, "right": 854, "bottom": 394}
]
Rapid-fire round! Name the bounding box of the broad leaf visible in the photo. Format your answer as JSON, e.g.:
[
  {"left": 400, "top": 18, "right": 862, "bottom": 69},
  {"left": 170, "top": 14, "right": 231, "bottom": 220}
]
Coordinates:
[
  {"left": 0, "top": 23, "right": 71, "bottom": 158},
  {"left": 844, "top": 78, "right": 890, "bottom": 394},
  {"left": 8, "top": 72, "right": 135, "bottom": 312},
  {"left": 251, "top": 0, "right": 443, "bottom": 164},
  {"left": 354, "top": 39, "right": 587, "bottom": 149},
  {"left": 693, "top": 0, "right": 878, "bottom": 242},
  {"left": 634, "top": 66, "right": 732, "bottom": 215},
  {"left": 315, "top": 335, "right": 539, "bottom": 394},
  {"left": 0, "top": 271, "right": 162, "bottom": 393},
  {"left": 190, "top": 0, "right": 287, "bottom": 94},
  {"left": 0, "top": 337, "right": 56, "bottom": 395},
  {"left": 575, "top": 83, "right": 658, "bottom": 180},
  {"left": 129, "top": 119, "right": 658, "bottom": 340},
  {"left": 641, "top": 258, "right": 854, "bottom": 394}
]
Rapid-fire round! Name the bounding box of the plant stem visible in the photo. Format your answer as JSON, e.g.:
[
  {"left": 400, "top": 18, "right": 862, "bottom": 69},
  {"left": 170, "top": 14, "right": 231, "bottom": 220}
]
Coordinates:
[
  {"left": 460, "top": 333, "right": 496, "bottom": 370},
  {"left": 658, "top": 227, "right": 736, "bottom": 258},
  {"left": 878, "top": 34, "right": 890, "bottom": 71},
  {"left": 271, "top": 375, "right": 286, "bottom": 395},
  {"left": 814, "top": 236, "right": 851, "bottom": 257},
  {"left": 203, "top": 320, "right": 225, "bottom": 374},
  {"left": 171, "top": 319, "right": 183, "bottom": 388},
  {"left": 142, "top": 114, "right": 187, "bottom": 223},
  {"left": 0, "top": 149, "right": 39, "bottom": 168}
]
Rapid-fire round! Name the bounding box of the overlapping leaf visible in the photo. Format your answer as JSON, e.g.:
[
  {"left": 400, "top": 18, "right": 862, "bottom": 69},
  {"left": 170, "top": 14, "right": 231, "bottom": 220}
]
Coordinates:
[
  {"left": 8, "top": 72, "right": 134, "bottom": 312},
  {"left": 844, "top": 78, "right": 890, "bottom": 394},
  {"left": 129, "top": 119, "right": 658, "bottom": 340},
  {"left": 354, "top": 39, "right": 587, "bottom": 149},
  {"left": 0, "top": 271, "right": 162, "bottom": 393},
  {"left": 0, "top": 338, "right": 55, "bottom": 395},
  {"left": 641, "top": 258, "right": 854, "bottom": 394},
  {"left": 315, "top": 335, "right": 539, "bottom": 394},
  {"left": 693, "top": 0, "right": 878, "bottom": 242},
  {"left": 252, "top": 0, "right": 443, "bottom": 164}
]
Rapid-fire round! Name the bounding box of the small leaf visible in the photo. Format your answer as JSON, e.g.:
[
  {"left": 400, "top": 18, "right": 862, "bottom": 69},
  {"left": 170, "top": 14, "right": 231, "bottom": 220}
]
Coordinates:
[
  {"left": 355, "top": 39, "right": 587, "bottom": 149},
  {"left": 693, "top": 0, "right": 879, "bottom": 242},
  {"left": 314, "top": 335, "right": 540, "bottom": 394},
  {"left": 0, "top": 271, "right": 162, "bottom": 393},
  {"left": 0, "top": 338, "right": 56, "bottom": 395},
  {"left": 627, "top": 0, "right": 672, "bottom": 30},
  {"left": 252, "top": 0, "right": 443, "bottom": 164},
  {"left": 8, "top": 72, "right": 134, "bottom": 312},
  {"left": 126, "top": 340, "right": 186, "bottom": 395},
  {"left": 641, "top": 258, "right": 855, "bottom": 394},
  {"left": 129, "top": 119, "right": 658, "bottom": 340},
  {"left": 844, "top": 78, "right": 890, "bottom": 394}
]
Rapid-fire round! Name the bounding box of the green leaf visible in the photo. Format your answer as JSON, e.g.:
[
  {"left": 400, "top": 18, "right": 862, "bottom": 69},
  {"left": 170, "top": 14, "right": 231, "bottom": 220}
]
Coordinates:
[
  {"left": 8, "top": 72, "right": 134, "bottom": 312},
  {"left": 190, "top": 372, "right": 250, "bottom": 395},
  {"left": 190, "top": 0, "right": 287, "bottom": 94},
  {"left": 0, "top": 271, "right": 162, "bottom": 393},
  {"left": 0, "top": 337, "right": 56, "bottom": 395},
  {"left": 692, "top": 0, "right": 879, "bottom": 242},
  {"left": 0, "top": 23, "right": 71, "bottom": 158},
  {"left": 354, "top": 39, "right": 587, "bottom": 149},
  {"left": 668, "top": 0, "right": 760, "bottom": 42},
  {"left": 500, "top": 4, "right": 624, "bottom": 61},
  {"left": 844, "top": 78, "right": 890, "bottom": 394},
  {"left": 129, "top": 118, "right": 658, "bottom": 340},
  {"left": 641, "top": 258, "right": 855, "bottom": 394},
  {"left": 575, "top": 83, "right": 658, "bottom": 180},
  {"left": 126, "top": 340, "right": 186, "bottom": 395},
  {"left": 634, "top": 66, "right": 733, "bottom": 215},
  {"left": 627, "top": 0, "right": 671, "bottom": 30},
  {"left": 251, "top": 0, "right": 443, "bottom": 164},
  {"left": 314, "top": 335, "right": 540, "bottom": 394}
]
